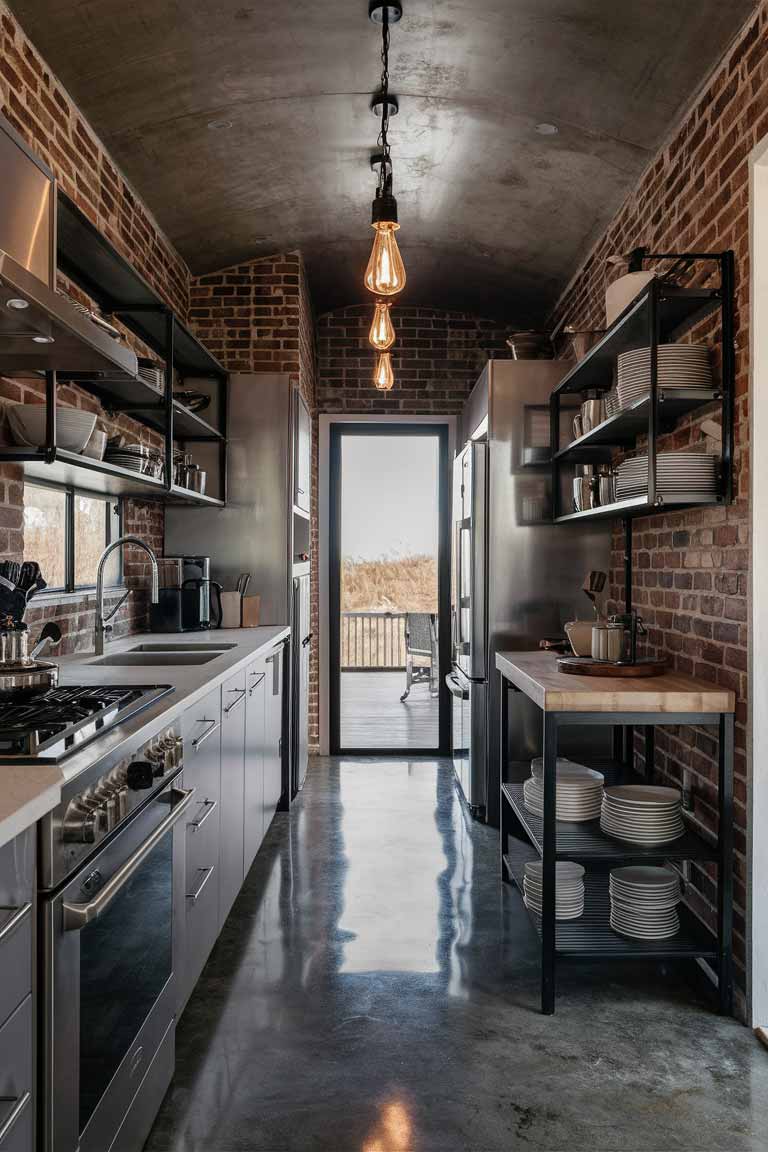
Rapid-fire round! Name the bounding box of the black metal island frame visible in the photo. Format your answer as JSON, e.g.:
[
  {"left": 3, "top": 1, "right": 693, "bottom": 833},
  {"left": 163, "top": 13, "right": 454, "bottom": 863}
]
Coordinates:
[{"left": 496, "top": 650, "right": 735, "bottom": 1016}]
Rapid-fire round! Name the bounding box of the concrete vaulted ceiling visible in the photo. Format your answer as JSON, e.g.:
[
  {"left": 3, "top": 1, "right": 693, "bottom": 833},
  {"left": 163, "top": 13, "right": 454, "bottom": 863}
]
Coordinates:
[{"left": 9, "top": 0, "right": 755, "bottom": 322}]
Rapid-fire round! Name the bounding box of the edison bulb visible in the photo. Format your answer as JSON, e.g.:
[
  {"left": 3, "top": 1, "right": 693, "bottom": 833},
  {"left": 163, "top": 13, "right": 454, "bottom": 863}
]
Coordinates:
[
  {"left": 373, "top": 351, "right": 395, "bottom": 391},
  {"left": 364, "top": 222, "right": 406, "bottom": 296},
  {"left": 369, "top": 301, "right": 395, "bottom": 350}
]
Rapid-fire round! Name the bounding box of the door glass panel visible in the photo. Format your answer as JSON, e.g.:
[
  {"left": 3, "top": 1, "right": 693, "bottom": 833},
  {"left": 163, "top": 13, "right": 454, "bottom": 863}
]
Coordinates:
[
  {"left": 338, "top": 433, "right": 440, "bottom": 751},
  {"left": 78, "top": 832, "right": 172, "bottom": 1133}
]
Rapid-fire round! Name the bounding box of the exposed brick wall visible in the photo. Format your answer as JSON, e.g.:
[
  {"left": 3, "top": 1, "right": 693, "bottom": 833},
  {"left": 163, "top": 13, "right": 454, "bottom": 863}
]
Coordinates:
[
  {"left": 317, "top": 306, "right": 510, "bottom": 414},
  {"left": 548, "top": 4, "right": 768, "bottom": 1007},
  {"left": 189, "top": 253, "right": 321, "bottom": 746},
  {"left": 0, "top": 0, "right": 195, "bottom": 650}
]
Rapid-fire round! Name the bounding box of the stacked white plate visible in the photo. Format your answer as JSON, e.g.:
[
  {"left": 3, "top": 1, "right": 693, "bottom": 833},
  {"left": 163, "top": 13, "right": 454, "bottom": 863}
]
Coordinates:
[
  {"left": 523, "top": 758, "right": 604, "bottom": 822},
  {"left": 615, "top": 452, "right": 718, "bottom": 499},
  {"left": 523, "top": 860, "right": 585, "bottom": 920},
  {"left": 600, "top": 785, "right": 685, "bottom": 845},
  {"left": 609, "top": 865, "right": 682, "bottom": 939},
  {"left": 616, "top": 344, "right": 712, "bottom": 410}
]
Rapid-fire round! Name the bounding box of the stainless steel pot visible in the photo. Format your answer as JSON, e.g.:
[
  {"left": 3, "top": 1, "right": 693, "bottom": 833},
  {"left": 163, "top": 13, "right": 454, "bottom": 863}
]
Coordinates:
[{"left": 0, "top": 623, "right": 61, "bottom": 694}]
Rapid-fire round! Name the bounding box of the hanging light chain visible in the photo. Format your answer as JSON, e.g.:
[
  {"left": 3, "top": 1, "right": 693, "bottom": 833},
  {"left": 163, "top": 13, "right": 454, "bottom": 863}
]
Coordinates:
[{"left": 377, "top": 7, "right": 391, "bottom": 193}]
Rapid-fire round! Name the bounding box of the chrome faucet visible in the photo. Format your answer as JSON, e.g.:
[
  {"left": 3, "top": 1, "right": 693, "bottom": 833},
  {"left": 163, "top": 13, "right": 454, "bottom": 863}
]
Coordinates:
[{"left": 95, "top": 535, "right": 159, "bottom": 655}]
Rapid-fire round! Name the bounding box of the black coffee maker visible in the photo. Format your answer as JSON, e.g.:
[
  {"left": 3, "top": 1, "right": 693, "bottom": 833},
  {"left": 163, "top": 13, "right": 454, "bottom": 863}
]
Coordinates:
[{"left": 149, "top": 556, "right": 223, "bottom": 632}]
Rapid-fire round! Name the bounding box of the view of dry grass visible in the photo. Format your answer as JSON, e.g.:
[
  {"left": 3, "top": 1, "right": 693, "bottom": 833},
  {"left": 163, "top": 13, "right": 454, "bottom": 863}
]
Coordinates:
[{"left": 341, "top": 555, "right": 438, "bottom": 612}]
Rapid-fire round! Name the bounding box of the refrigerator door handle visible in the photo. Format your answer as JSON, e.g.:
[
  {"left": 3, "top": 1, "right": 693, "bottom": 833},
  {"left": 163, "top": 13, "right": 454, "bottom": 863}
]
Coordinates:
[{"left": 445, "top": 672, "right": 469, "bottom": 700}]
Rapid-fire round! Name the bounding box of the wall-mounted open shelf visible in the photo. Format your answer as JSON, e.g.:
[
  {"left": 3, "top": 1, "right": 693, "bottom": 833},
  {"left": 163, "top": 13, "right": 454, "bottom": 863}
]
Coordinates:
[
  {"left": 550, "top": 250, "right": 734, "bottom": 535},
  {"left": 0, "top": 193, "right": 229, "bottom": 506}
]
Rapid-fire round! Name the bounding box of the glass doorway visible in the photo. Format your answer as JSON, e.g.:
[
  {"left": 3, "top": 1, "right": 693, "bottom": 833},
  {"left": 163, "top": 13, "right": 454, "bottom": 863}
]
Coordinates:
[{"left": 329, "top": 424, "right": 450, "bottom": 754}]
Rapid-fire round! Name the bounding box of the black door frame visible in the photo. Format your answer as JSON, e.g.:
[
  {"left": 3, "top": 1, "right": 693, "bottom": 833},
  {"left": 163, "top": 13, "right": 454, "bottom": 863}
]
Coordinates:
[{"left": 329, "top": 422, "right": 451, "bottom": 756}]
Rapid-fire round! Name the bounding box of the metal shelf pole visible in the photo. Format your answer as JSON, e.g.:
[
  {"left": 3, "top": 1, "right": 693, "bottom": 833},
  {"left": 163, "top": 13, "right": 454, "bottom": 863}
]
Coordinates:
[
  {"left": 718, "top": 711, "right": 734, "bottom": 1015},
  {"left": 541, "top": 711, "right": 558, "bottom": 1014},
  {"left": 164, "top": 312, "right": 175, "bottom": 493},
  {"left": 44, "top": 370, "right": 58, "bottom": 464}
]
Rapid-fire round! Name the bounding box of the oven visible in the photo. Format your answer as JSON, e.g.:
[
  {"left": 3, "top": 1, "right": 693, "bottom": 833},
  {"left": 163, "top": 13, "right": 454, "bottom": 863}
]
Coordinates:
[{"left": 40, "top": 775, "right": 194, "bottom": 1152}]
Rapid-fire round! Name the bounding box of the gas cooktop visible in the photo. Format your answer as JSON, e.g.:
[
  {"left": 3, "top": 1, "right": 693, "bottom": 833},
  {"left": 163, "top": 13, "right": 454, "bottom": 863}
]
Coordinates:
[{"left": 0, "top": 684, "right": 174, "bottom": 762}]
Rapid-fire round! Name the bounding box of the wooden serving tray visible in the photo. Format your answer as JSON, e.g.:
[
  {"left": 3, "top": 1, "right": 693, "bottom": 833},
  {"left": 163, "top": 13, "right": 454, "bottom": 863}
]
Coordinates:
[{"left": 557, "top": 657, "right": 668, "bottom": 678}]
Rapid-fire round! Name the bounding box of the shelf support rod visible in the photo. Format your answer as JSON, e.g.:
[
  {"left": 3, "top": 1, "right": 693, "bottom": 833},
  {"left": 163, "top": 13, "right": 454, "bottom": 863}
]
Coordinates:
[
  {"left": 164, "top": 312, "right": 175, "bottom": 492},
  {"left": 44, "top": 370, "right": 58, "bottom": 465},
  {"left": 720, "top": 250, "right": 735, "bottom": 505},
  {"left": 718, "top": 711, "right": 735, "bottom": 1015},
  {"left": 541, "top": 711, "right": 558, "bottom": 1015}
]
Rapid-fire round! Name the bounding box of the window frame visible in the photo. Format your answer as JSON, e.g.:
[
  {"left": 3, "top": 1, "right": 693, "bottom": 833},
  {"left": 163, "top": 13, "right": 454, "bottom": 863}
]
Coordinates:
[{"left": 23, "top": 479, "right": 124, "bottom": 595}]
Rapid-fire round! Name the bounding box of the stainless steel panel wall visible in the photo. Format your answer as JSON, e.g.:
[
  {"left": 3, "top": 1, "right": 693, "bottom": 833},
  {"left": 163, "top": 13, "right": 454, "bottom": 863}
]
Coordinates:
[{"left": 165, "top": 373, "right": 292, "bottom": 624}]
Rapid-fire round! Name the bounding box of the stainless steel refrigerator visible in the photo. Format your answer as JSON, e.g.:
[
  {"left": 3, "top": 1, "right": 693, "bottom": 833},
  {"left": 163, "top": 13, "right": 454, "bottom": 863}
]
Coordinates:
[
  {"left": 448, "top": 358, "right": 611, "bottom": 825},
  {"left": 165, "top": 371, "right": 312, "bottom": 799}
]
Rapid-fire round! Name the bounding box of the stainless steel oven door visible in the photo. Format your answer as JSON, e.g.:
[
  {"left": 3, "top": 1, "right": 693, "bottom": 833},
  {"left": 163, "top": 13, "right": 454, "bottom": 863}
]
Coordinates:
[{"left": 42, "top": 780, "right": 194, "bottom": 1152}]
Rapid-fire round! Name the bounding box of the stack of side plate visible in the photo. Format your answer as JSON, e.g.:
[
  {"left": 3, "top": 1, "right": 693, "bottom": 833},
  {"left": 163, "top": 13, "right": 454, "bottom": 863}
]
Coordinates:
[
  {"left": 600, "top": 785, "right": 685, "bottom": 845},
  {"left": 615, "top": 452, "right": 718, "bottom": 499},
  {"left": 609, "top": 865, "right": 682, "bottom": 939},
  {"left": 616, "top": 344, "right": 712, "bottom": 410},
  {"left": 523, "top": 759, "right": 604, "bottom": 822},
  {"left": 523, "top": 860, "right": 585, "bottom": 921}
]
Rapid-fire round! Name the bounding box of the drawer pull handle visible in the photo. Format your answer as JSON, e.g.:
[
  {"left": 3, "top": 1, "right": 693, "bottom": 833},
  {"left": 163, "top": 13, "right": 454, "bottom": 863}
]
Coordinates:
[
  {"left": 223, "top": 689, "right": 246, "bottom": 715},
  {"left": 0, "top": 902, "right": 31, "bottom": 944},
  {"left": 190, "top": 799, "right": 218, "bottom": 831},
  {"left": 192, "top": 719, "right": 220, "bottom": 750},
  {"left": 0, "top": 1090, "right": 30, "bottom": 1144},
  {"left": 186, "top": 865, "right": 214, "bottom": 903},
  {"left": 248, "top": 672, "right": 266, "bottom": 696}
]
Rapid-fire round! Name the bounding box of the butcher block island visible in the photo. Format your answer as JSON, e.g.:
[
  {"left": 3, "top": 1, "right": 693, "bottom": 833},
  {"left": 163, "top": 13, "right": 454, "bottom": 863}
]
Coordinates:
[{"left": 496, "top": 651, "right": 735, "bottom": 1017}]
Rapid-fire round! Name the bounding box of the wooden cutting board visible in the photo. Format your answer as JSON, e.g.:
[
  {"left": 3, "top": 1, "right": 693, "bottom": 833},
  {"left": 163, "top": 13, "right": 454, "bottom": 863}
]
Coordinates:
[{"left": 557, "top": 657, "right": 667, "bottom": 678}]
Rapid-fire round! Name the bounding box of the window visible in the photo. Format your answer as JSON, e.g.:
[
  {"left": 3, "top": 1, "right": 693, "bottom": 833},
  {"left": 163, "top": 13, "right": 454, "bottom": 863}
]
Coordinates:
[{"left": 23, "top": 483, "right": 122, "bottom": 592}]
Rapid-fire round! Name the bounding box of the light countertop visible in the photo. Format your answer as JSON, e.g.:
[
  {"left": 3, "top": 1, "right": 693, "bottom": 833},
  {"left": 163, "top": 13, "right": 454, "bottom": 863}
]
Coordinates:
[
  {"left": 495, "top": 650, "right": 736, "bottom": 714},
  {"left": 0, "top": 625, "right": 290, "bottom": 850}
]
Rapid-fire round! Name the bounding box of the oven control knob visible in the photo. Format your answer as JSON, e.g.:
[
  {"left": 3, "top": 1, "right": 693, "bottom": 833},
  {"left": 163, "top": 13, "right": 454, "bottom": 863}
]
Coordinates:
[
  {"left": 126, "top": 760, "right": 153, "bottom": 790},
  {"left": 62, "top": 801, "right": 98, "bottom": 844},
  {"left": 146, "top": 746, "right": 167, "bottom": 777}
]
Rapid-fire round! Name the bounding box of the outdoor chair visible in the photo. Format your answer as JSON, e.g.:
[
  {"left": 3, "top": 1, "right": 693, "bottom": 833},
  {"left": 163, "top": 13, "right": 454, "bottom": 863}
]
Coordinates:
[{"left": 400, "top": 612, "right": 439, "bottom": 701}]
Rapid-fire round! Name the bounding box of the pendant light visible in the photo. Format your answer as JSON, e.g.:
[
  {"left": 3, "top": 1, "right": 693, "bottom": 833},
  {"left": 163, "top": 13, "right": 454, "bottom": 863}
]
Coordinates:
[
  {"left": 369, "top": 300, "right": 395, "bottom": 350},
  {"left": 365, "top": 2, "right": 406, "bottom": 298},
  {"left": 373, "top": 351, "right": 395, "bottom": 391}
]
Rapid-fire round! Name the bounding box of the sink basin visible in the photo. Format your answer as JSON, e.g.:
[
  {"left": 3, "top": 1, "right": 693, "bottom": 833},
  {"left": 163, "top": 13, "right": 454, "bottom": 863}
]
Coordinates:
[
  {"left": 128, "top": 643, "right": 237, "bottom": 653},
  {"left": 88, "top": 651, "right": 224, "bottom": 667}
]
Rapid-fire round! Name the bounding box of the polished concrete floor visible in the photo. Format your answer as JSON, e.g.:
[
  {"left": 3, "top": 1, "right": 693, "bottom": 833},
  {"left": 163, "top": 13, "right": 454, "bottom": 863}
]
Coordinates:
[
  {"left": 340, "top": 671, "right": 439, "bottom": 749},
  {"left": 146, "top": 758, "right": 768, "bottom": 1151}
]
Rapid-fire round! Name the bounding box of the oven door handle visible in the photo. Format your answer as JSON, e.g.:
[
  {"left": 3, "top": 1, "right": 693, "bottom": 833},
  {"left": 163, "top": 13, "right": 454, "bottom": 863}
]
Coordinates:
[{"left": 62, "top": 786, "right": 196, "bottom": 932}]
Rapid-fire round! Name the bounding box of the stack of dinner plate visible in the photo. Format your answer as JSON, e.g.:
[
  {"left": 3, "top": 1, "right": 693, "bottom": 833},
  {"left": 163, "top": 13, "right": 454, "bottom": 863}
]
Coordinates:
[
  {"left": 523, "top": 860, "right": 585, "bottom": 921},
  {"left": 523, "top": 758, "right": 604, "bottom": 822},
  {"left": 609, "top": 865, "right": 682, "bottom": 940},
  {"left": 600, "top": 785, "right": 685, "bottom": 845},
  {"left": 615, "top": 452, "right": 718, "bottom": 500},
  {"left": 616, "top": 344, "right": 712, "bottom": 410}
]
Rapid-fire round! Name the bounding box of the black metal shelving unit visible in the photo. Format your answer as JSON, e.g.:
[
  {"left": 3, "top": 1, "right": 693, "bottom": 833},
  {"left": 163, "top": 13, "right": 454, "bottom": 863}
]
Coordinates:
[
  {"left": 549, "top": 250, "right": 735, "bottom": 562},
  {"left": 3, "top": 191, "right": 230, "bottom": 507},
  {"left": 497, "top": 683, "right": 734, "bottom": 1016}
]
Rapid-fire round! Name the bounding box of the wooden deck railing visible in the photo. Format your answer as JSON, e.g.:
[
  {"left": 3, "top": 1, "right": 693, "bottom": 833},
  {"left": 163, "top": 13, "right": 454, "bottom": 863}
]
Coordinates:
[{"left": 341, "top": 611, "right": 407, "bottom": 670}]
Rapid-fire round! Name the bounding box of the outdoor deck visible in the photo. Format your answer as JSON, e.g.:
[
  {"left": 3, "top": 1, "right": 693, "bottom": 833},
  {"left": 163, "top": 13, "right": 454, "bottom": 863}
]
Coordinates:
[{"left": 340, "top": 671, "right": 440, "bottom": 750}]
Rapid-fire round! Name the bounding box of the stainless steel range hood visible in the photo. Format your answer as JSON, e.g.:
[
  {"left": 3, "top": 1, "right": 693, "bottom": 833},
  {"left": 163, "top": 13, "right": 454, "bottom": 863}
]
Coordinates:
[{"left": 0, "top": 249, "right": 139, "bottom": 379}]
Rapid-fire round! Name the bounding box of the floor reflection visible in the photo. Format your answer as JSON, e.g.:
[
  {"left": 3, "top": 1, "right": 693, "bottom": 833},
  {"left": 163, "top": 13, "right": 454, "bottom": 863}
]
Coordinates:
[{"left": 146, "top": 757, "right": 768, "bottom": 1152}]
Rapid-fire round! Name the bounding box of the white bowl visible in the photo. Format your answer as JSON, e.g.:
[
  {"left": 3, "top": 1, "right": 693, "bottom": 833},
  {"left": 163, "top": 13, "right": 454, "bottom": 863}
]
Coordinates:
[{"left": 8, "top": 405, "right": 97, "bottom": 453}]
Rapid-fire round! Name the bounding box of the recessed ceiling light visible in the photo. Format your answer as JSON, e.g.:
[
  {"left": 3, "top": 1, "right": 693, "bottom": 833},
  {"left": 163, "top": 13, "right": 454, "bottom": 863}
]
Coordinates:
[
  {"left": 535, "top": 122, "right": 559, "bottom": 136},
  {"left": 6, "top": 298, "right": 29, "bottom": 310},
  {"left": 207, "top": 118, "right": 233, "bottom": 131},
  {"left": 32, "top": 335, "right": 55, "bottom": 343}
]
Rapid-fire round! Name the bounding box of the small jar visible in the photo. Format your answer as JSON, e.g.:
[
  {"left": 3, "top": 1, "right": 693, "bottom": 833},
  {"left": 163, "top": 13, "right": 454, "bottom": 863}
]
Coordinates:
[
  {"left": 605, "top": 621, "right": 624, "bottom": 662},
  {"left": 591, "top": 623, "right": 608, "bottom": 661}
]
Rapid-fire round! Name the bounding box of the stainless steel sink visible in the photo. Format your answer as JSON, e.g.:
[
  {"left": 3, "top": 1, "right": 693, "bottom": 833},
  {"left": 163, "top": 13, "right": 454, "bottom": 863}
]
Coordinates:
[
  {"left": 127, "top": 643, "right": 238, "bottom": 653},
  {"left": 88, "top": 651, "right": 225, "bottom": 667}
]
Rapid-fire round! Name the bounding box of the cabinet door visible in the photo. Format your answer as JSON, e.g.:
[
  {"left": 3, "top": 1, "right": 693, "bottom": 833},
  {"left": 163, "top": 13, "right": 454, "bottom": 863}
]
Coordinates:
[
  {"left": 219, "top": 669, "right": 247, "bottom": 928},
  {"left": 263, "top": 645, "right": 284, "bottom": 832},
  {"left": 0, "top": 996, "right": 33, "bottom": 1152},
  {"left": 0, "top": 829, "right": 33, "bottom": 1034},
  {"left": 243, "top": 660, "right": 266, "bottom": 874},
  {"left": 181, "top": 687, "right": 221, "bottom": 1011},
  {"left": 294, "top": 390, "right": 311, "bottom": 513}
]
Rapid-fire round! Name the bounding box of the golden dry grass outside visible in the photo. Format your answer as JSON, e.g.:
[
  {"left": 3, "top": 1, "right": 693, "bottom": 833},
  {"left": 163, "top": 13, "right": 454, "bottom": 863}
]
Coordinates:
[{"left": 340, "top": 555, "right": 437, "bottom": 668}]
